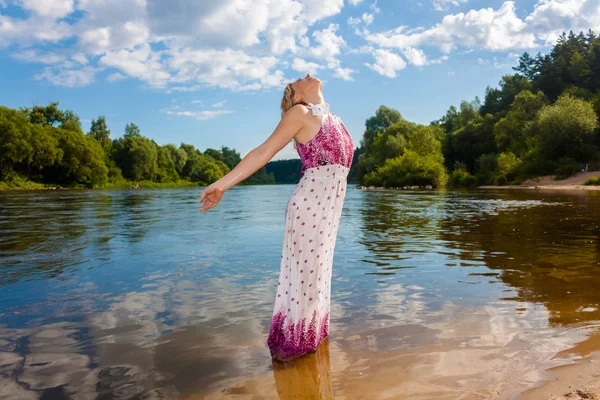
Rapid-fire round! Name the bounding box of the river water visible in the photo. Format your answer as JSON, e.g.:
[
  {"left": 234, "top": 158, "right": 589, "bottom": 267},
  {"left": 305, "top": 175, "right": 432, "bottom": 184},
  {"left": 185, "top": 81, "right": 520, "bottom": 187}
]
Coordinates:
[{"left": 0, "top": 186, "right": 599, "bottom": 399}]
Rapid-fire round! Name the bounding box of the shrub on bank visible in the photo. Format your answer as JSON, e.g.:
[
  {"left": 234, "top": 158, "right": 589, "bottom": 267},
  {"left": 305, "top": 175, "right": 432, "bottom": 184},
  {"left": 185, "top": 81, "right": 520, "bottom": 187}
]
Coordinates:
[
  {"left": 493, "top": 175, "right": 507, "bottom": 185},
  {"left": 449, "top": 162, "right": 477, "bottom": 188},
  {"left": 585, "top": 176, "right": 600, "bottom": 185},
  {"left": 554, "top": 157, "right": 582, "bottom": 179},
  {"left": 364, "top": 150, "right": 448, "bottom": 188}
]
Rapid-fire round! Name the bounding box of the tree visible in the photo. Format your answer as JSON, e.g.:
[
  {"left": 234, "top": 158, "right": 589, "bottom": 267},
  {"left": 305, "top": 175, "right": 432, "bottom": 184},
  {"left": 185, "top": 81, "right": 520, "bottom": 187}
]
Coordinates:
[
  {"left": 513, "top": 52, "right": 537, "bottom": 80},
  {"left": 497, "top": 152, "right": 522, "bottom": 181},
  {"left": 60, "top": 110, "right": 83, "bottom": 134},
  {"left": 0, "top": 107, "right": 32, "bottom": 180},
  {"left": 204, "top": 148, "right": 226, "bottom": 163},
  {"left": 46, "top": 128, "right": 108, "bottom": 185},
  {"left": 435, "top": 100, "right": 480, "bottom": 133},
  {"left": 494, "top": 90, "right": 549, "bottom": 156},
  {"left": 480, "top": 75, "right": 533, "bottom": 117},
  {"left": 220, "top": 146, "right": 241, "bottom": 170},
  {"left": 21, "top": 102, "right": 64, "bottom": 127},
  {"left": 534, "top": 94, "right": 598, "bottom": 162},
  {"left": 443, "top": 114, "right": 496, "bottom": 172},
  {"left": 21, "top": 125, "right": 60, "bottom": 179},
  {"left": 155, "top": 145, "right": 179, "bottom": 182},
  {"left": 360, "top": 106, "right": 403, "bottom": 152},
  {"left": 363, "top": 150, "right": 448, "bottom": 188},
  {"left": 265, "top": 159, "right": 302, "bottom": 184},
  {"left": 184, "top": 153, "right": 224, "bottom": 183},
  {"left": 124, "top": 122, "right": 141, "bottom": 138},
  {"left": 89, "top": 116, "right": 111, "bottom": 151},
  {"left": 355, "top": 106, "right": 405, "bottom": 179},
  {"left": 113, "top": 125, "right": 158, "bottom": 181},
  {"left": 164, "top": 144, "right": 187, "bottom": 174},
  {"left": 21, "top": 102, "right": 83, "bottom": 134}
]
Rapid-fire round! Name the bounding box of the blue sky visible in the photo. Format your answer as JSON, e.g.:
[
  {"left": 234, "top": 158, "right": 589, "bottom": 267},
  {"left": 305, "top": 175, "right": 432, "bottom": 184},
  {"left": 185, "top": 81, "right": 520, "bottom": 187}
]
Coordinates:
[{"left": 1, "top": 0, "right": 599, "bottom": 160}]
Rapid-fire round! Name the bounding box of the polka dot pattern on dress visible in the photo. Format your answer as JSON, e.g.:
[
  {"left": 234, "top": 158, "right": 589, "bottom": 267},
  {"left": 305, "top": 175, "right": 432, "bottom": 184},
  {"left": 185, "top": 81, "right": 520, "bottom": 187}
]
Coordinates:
[{"left": 268, "top": 162, "right": 352, "bottom": 362}]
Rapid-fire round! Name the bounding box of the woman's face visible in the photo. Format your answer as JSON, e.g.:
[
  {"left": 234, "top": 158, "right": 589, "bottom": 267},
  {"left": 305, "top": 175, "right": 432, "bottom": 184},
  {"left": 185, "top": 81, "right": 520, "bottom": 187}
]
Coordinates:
[{"left": 292, "top": 73, "right": 320, "bottom": 103}]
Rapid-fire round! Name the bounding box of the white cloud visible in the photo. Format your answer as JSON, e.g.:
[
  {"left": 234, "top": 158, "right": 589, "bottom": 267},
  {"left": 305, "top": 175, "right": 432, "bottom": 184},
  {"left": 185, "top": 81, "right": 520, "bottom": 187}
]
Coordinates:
[
  {"left": 79, "top": 27, "right": 111, "bottom": 54},
  {"left": 306, "top": 24, "right": 347, "bottom": 69},
  {"left": 448, "top": 70, "right": 456, "bottom": 75},
  {"left": 21, "top": 0, "right": 74, "bottom": 18},
  {"left": 211, "top": 100, "right": 227, "bottom": 108},
  {"left": 402, "top": 47, "right": 428, "bottom": 66},
  {"left": 365, "top": 48, "right": 407, "bottom": 78},
  {"left": 300, "top": 0, "right": 344, "bottom": 24},
  {"left": 161, "top": 108, "right": 234, "bottom": 121},
  {"left": 99, "top": 45, "right": 171, "bottom": 88},
  {"left": 348, "top": 0, "right": 364, "bottom": 5},
  {"left": 428, "top": 54, "right": 449, "bottom": 64},
  {"left": 291, "top": 58, "right": 323, "bottom": 73},
  {"left": 365, "top": 2, "right": 537, "bottom": 53},
  {"left": 332, "top": 66, "right": 357, "bottom": 81},
  {"left": 166, "top": 47, "right": 285, "bottom": 91},
  {"left": 72, "top": 53, "right": 88, "bottom": 65},
  {"left": 4, "top": 0, "right": 598, "bottom": 87},
  {"left": 362, "top": 12, "right": 375, "bottom": 26},
  {"left": 2, "top": 0, "right": 353, "bottom": 90},
  {"left": 0, "top": 14, "right": 73, "bottom": 47},
  {"left": 350, "top": 12, "right": 375, "bottom": 27},
  {"left": 433, "top": 0, "right": 468, "bottom": 12},
  {"left": 525, "top": 0, "right": 600, "bottom": 44},
  {"left": 12, "top": 49, "right": 66, "bottom": 64},
  {"left": 348, "top": 16, "right": 361, "bottom": 26},
  {"left": 106, "top": 72, "right": 126, "bottom": 82},
  {"left": 370, "top": 2, "right": 380, "bottom": 13},
  {"left": 348, "top": 12, "right": 375, "bottom": 36},
  {"left": 35, "top": 66, "right": 100, "bottom": 87}
]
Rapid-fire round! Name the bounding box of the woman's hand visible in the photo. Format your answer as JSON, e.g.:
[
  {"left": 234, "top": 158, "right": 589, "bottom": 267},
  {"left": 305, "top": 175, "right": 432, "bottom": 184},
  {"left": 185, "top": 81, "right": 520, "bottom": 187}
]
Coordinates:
[{"left": 198, "top": 182, "right": 225, "bottom": 213}]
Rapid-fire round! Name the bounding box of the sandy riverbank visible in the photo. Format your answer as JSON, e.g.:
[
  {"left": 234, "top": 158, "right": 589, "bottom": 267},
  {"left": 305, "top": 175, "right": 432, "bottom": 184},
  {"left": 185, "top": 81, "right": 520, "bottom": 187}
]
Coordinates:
[
  {"left": 519, "top": 334, "right": 600, "bottom": 400},
  {"left": 480, "top": 171, "right": 600, "bottom": 191}
]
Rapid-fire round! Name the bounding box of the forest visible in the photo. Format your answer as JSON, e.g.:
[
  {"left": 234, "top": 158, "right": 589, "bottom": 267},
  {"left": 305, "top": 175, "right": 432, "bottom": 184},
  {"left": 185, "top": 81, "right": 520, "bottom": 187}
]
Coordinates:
[
  {"left": 1, "top": 31, "right": 599, "bottom": 190},
  {"left": 355, "top": 30, "right": 600, "bottom": 188},
  {"left": 0, "top": 102, "right": 276, "bottom": 189}
]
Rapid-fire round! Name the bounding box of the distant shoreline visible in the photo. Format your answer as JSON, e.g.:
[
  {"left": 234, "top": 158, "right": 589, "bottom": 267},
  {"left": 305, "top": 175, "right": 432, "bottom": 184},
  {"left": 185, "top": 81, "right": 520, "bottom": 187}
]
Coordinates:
[
  {"left": 480, "top": 171, "right": 600, "bottom": 191},
  {"left": 479, "top": 184, "right": 600, "bottom": 191},
  {"left": 0, "top": 181, "right": 284, "bottom": 191},
  {"left": 356, "top": 171, "right": 600, "bottom": 191}
]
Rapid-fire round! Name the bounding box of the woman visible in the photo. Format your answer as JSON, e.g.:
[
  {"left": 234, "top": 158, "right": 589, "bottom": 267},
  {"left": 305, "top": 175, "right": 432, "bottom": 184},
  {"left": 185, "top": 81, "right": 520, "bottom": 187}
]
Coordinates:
[{"left": 199, "top": 73, "right": 354, "bottom": 362}]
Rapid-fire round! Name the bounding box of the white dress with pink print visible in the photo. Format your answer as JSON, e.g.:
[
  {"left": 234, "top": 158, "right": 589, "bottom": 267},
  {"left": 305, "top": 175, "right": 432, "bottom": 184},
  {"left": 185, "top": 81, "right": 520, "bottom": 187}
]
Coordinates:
[{"left": 267, "top": 103, "right": 354, "bottom": 362}]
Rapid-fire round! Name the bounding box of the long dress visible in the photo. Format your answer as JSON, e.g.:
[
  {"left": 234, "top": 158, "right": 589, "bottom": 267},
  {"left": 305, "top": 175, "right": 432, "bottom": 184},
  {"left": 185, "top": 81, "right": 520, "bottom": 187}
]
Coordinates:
[{"left": 267, "top": 103, "right": 355, "bottom": 362}]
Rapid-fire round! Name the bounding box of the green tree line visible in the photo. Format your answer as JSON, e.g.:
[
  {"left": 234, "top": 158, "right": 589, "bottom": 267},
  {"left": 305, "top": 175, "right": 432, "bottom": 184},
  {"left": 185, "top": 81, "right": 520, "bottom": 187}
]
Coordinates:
[
  {"left": 354, "top": 30, "right": 600, "bottom": 188},
  {"left": 0, "top": 102, "right": 276, "bottom": 188}
]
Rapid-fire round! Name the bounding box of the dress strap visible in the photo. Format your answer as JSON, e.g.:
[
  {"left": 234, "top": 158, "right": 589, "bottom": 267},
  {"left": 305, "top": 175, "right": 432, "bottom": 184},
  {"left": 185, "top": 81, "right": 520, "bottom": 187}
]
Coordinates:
[{"left": 306, "top": 102, "right": 330, "bottom": 117}]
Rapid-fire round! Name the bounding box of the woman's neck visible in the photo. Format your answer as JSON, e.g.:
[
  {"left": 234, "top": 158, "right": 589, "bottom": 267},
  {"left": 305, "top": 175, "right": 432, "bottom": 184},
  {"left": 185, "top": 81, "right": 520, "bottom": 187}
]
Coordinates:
[{"left": 303, "top": 91, "right": 325, "bottom": 105}]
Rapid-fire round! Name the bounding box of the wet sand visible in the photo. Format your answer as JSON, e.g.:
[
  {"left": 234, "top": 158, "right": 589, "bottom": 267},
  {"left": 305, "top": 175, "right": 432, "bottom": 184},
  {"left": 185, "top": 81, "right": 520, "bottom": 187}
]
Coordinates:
[{"left": 519, "top": 333, "right": 600, "bottom": 400}]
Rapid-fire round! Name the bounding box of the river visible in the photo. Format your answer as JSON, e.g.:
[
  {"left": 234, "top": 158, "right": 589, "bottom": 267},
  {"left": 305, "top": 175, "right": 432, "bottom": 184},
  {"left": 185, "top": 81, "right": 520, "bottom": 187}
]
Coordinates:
[{"left": 1, "top": 186, "right": 599, "bottom": 399}]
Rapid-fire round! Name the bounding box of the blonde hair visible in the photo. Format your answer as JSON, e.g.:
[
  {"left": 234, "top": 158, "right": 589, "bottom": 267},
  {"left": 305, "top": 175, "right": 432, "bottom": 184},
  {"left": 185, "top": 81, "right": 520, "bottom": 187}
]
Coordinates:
[{"left": 281, "top": 81, "right": 308, "bottom": 152}]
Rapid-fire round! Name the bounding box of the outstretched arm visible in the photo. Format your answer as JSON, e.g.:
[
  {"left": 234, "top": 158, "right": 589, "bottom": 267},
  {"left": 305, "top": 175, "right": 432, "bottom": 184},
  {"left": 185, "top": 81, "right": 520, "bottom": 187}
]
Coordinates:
[{"left": 199, "top": 105, "right": 306, "bottom": 212}]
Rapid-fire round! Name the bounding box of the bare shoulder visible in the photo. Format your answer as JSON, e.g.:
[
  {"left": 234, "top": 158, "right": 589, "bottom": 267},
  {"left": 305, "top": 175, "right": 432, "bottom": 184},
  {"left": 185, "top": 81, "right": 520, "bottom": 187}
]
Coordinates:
[{"left": 283, "top": 104, "right": 312, "bottom": 123}]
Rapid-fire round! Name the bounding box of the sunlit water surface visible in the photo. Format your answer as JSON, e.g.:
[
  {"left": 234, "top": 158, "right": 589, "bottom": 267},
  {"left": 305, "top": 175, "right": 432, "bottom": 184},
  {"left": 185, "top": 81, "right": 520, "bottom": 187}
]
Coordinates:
[{"left": 1, "top": 186, "right": 599, "bottom": 399}]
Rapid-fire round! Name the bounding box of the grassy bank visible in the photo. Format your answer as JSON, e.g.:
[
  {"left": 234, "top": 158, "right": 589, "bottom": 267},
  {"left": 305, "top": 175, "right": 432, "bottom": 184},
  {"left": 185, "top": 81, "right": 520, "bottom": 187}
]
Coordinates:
[
  {"left": 0, "top": 176, "right": 202, "bottom": 191},
  {"left": 0, "top": 176, "right": 281, "bottom": 191}
]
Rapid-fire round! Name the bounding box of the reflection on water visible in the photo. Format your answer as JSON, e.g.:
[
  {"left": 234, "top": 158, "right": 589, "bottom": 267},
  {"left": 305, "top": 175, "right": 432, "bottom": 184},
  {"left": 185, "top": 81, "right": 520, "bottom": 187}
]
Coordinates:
[
  {"left": 272, "top": 341, "right": 333, "bottom": 400},
  {"left": 0, "top": 187, "right": 599, "bottom": 399}
]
